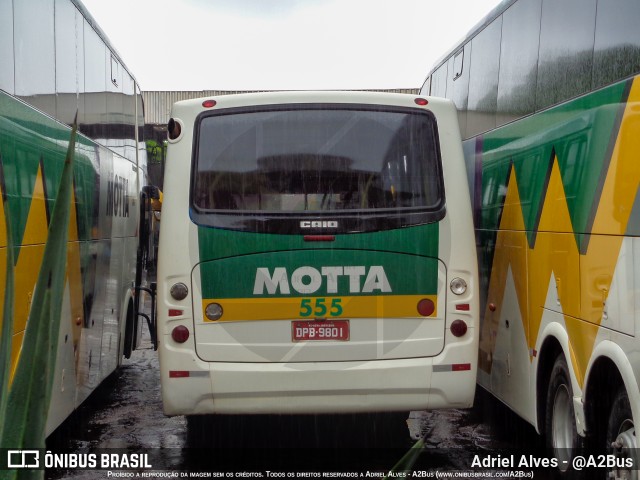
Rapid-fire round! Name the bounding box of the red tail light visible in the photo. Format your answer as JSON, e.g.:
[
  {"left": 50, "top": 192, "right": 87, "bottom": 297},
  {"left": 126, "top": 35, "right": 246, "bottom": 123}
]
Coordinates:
[
  {"left": 303, "top": 235, "right": 336, "bottom": 242},
  {"left": 452, "top": 363, "right": 471, "bottom": 371},
  {"left": 171, "top": 325, "right": 190, "bottom": 343},
  {"left": 417, "top": 298, "right": 435, "bottom": 317},
  {"left": 450, "top": 320, "right": 468, "bottom": 337}
]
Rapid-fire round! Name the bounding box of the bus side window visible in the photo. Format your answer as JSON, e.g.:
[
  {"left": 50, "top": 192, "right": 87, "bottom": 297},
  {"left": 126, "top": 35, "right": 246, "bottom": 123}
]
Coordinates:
[
  {"left": 420, "top": 76, "right": 431, "bottom": 96},
  {"left": 453, "top": 50, "right": 464, "bottom": 80},
  {"left": 536, "top": 0, "right": 596, "bottom": 109}
]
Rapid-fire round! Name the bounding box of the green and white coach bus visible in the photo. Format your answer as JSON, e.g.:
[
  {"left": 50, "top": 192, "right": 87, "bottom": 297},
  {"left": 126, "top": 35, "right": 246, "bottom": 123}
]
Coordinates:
[
  {"left": 421, "top": 0, "right": 640, "bottom": 475},
  {"left": 157, "top": 91, "right": 478, "bottom": 421},
  {"left": 0, "top": 0, "right": 150, "bottom": 436}
]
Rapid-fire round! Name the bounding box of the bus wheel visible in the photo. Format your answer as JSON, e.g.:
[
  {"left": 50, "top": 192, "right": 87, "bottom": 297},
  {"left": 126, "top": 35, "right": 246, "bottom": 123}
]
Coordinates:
[
  {"left": 545, "top": 354, "right": 582, "bottom": 476},
  {"left": 606, "top": 387, "right": 636, "bottom": 480}
]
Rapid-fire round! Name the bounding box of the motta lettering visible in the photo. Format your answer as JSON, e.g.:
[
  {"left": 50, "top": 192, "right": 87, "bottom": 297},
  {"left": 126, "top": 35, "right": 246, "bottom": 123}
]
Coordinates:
[
  {"left": 300, "top": 220, "right": 338, "bottom": 229},
  {"left": 253, "top": 266, "right": 392, "bottom": 295},
  {"left": 106, "top": 174, "right": 130, "bottom": 217}
]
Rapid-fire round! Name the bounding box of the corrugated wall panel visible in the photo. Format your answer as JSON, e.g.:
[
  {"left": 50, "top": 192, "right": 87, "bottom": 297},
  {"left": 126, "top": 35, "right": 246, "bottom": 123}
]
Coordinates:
[{"left": 143, "top": 89, "right": 420, "bottom": 125}]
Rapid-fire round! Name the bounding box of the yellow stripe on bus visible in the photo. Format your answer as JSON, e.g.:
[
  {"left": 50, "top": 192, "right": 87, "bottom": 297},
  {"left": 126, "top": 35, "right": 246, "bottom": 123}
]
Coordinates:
[
  {"left": 0, "top": 162, "right": 88, "bottom": 383},
  {"left": 479, "top": 77, "right": 640, "bottom": 386},
  {"left": 201, "top": 295, "right": 438, "bottom": 322}
]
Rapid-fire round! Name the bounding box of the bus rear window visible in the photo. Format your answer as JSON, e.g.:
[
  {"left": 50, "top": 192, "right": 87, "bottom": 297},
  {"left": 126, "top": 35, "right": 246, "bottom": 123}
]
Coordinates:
[{"left": 192, "top": 105, "right": 443, "bottom": 216}]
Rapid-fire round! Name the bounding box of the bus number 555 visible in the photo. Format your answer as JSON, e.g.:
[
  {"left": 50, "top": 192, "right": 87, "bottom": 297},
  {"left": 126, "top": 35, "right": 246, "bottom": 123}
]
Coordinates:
[{"left": 299, "top": 298, "right": 343, "bottom": 317}]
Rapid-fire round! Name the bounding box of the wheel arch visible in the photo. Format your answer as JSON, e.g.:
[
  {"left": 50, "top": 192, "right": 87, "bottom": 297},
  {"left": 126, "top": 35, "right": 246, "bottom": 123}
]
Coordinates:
[
  {"left": 536, "top": 333, "right": 564, "bottom": 435},
  {"left": 584, "top": 340, "right": 640, "bottom": 443},
  {"left": 119, "top": 288, "right": 136, "bottom": 360}
]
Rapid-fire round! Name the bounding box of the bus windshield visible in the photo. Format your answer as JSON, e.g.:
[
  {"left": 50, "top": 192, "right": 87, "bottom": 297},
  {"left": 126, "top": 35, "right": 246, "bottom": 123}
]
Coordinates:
[{"left": 192, "top": 105, "right": 443, "bottom": 216}]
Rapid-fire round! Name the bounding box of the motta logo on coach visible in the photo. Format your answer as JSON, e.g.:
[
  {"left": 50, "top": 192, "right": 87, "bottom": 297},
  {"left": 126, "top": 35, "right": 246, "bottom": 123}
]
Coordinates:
[{"left": 253, "top": 266, "right": 392, "bottom": 295}]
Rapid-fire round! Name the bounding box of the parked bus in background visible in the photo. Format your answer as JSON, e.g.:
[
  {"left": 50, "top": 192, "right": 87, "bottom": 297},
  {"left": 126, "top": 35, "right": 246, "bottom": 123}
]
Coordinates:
[
  {"left": 421, "top": 0, "right": 639, "bottom": 475},
  {"left": 0, "top": 0, "right": 150, "bottom": 435},
  {"left": 157, "top": 91, "right": 479, "bottom": 435}
]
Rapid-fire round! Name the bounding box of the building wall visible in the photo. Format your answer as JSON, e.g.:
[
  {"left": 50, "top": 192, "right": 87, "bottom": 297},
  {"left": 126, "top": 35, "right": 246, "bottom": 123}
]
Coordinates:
[{"left": 142, "top": 89, "right": 420, "bottom": 126}]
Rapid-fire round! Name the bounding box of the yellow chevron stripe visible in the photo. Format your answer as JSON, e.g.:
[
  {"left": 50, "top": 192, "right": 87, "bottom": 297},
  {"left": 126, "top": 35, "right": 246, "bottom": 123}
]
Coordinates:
[
  {"left": 1, "top": 164, "right": 48, "bottom": 380},
  {"left": 0, "top": 162, "right": 86, "bottom": 382},
  {"left": 479, "top": 166, "right": 527, "bottom": 374},
  {"left": 14, "top": 165, "right": 49, "bottom": 334},
  {"left": 480, "top": 77, "right": 640, "bottom": 387}
]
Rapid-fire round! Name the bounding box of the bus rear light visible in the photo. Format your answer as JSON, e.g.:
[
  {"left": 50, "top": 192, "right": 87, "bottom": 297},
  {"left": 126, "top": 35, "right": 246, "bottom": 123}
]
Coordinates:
[
  {"left": 450, "top": 277, "right": 467, "bottom": 295},
  {"left": 169, "top": 370, "right": 190, "bottom": 378},
  {"left": 170, "top": 282, "right": 189, "bottom": 300},
  {"left": 303, "top": 235, "right": 336, "bottom": 242},
  {"left": 450, "top": 319, "right": 468, "bottom": 337},
  {"left": 202, "top": 99, "right": 217, "bottom": 108},
  {"left": 417, "top": 298, "right": 435, "bottom": 317},
  {"left": 455, "top": 303, "right": 470, "bottom": 311},
  {"left": 414, "top": 98, "right": 429, "bottom": 106},
  {"left": 435, "top": 363, "right": 472, "bottom": 372},
  {"left": 168, "top": 309, "right": 183, "bottom": 317},
  {"left": 171, "top": 325, "right": 190, "bottom": 343},
  {"left": 205, "top": 303, "right": 223, "bottom": 321},
  {"left": 452, "top": 363, "right": 471, "bottom": 371}
]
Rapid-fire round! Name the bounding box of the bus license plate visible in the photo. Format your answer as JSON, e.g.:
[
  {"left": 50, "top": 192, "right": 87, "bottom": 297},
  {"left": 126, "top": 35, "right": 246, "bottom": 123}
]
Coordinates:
[{"left": 292, "top": 320, "right": 350, "bottom": 342}]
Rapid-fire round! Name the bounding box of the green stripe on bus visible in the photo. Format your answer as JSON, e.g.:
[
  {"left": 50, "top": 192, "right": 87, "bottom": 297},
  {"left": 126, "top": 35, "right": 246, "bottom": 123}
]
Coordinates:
[
  {"left": 197, "top": 222, "right": 439, "bottom": 261},
  {"left": 478, "top": 79, "right": 630, "bottom": 251},
  {"left": 198, "top": 249, "right": 440, "bottom": 299},
  {"left": 197, "top": 226, "right": 440, "bottom": 299}
]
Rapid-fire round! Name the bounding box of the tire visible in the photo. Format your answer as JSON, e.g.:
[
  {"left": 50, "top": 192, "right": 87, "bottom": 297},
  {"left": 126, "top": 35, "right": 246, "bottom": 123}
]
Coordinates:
[
  {"left": 122, "top": 302, "right": 135, "bottom": 359},
  {"left": 605, "top": 387, "right": 636, "bottom": 480},
  {"left": 545, "top": 355, "right": 582, "bottom": 477}
]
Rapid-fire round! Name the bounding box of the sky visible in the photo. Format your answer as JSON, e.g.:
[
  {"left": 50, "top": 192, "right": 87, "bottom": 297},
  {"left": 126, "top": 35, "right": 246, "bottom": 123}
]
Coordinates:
[{"left": 80, "top": 0, "right": 504, "bottom": 92}]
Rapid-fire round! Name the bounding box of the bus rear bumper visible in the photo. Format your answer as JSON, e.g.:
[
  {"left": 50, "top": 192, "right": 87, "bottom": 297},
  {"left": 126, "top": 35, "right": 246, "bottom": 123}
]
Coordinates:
[{"left": 160, "top": 353, "right": 477, "bottom": 416}]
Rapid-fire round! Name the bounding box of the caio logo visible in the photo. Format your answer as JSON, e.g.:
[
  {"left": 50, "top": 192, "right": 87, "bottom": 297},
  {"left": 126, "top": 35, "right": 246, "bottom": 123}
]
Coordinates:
[
  {"left": 299, "top": 220, "right": 338, "bottom": 229},
  {"left": 7, "top": 450, "right": 40, "bottom": 469}
]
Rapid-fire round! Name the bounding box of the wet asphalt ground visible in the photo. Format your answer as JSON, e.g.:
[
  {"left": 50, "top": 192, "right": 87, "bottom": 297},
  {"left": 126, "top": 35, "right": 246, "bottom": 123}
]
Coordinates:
[{"left": 44, "top": 326, "right": 546, "bottom": 479}]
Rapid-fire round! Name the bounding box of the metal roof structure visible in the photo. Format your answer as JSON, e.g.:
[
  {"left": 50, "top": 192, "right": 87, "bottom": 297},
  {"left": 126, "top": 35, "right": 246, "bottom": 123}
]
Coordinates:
[{"left": 143, "top": 89, "right": 420, "bottom": 125}]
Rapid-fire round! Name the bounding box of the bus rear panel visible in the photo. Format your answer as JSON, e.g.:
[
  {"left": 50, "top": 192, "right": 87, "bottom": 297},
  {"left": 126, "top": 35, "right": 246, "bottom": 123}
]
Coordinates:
[{"left": 157, "top": 91, "right": 478, "bottom": 415}]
